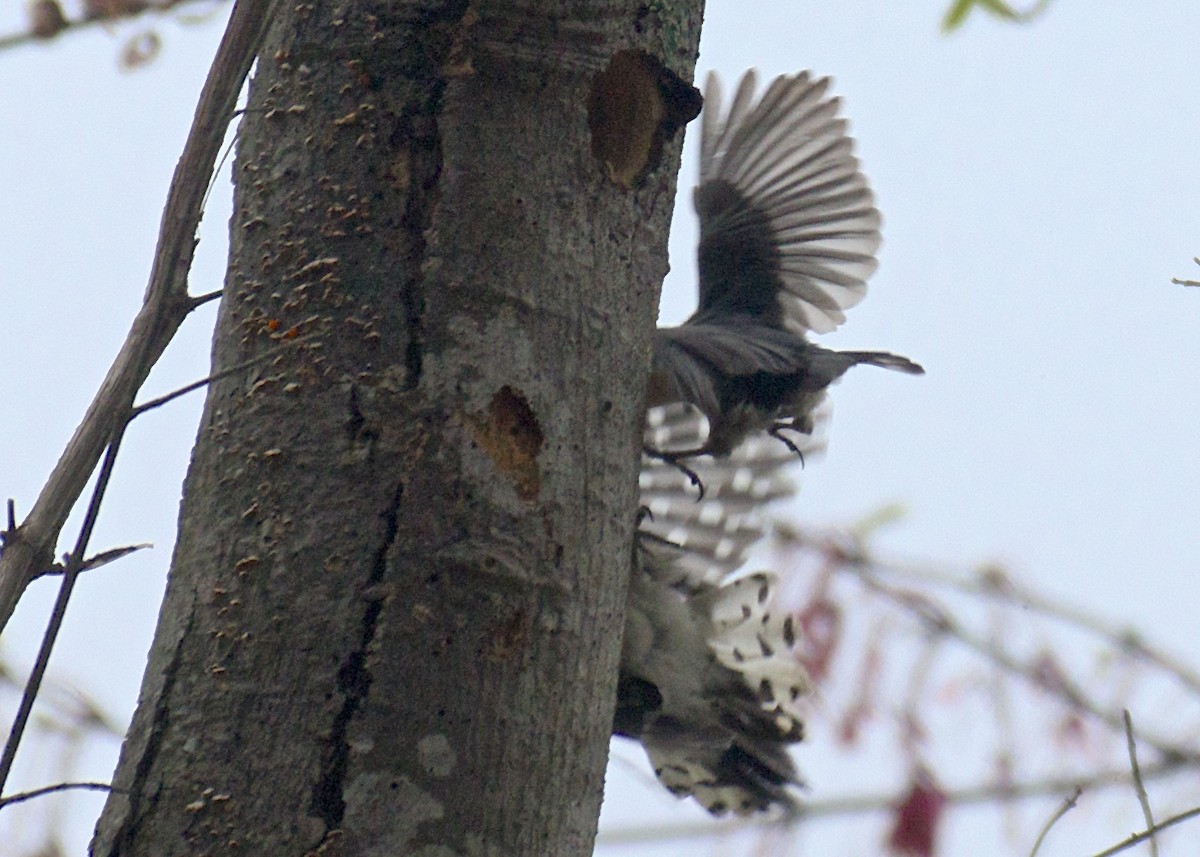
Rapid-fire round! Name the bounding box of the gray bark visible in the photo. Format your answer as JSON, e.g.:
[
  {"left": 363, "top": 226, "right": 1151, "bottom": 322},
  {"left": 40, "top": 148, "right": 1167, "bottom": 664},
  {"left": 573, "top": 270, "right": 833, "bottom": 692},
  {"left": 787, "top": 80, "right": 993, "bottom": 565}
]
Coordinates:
[{"left": 92, "top": 1, "right": 701, "bottom": 855}]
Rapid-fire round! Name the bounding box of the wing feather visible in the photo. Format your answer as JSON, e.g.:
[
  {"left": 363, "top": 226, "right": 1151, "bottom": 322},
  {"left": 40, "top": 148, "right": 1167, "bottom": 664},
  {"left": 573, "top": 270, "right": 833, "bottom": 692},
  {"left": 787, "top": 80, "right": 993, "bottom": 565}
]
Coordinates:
[{"left": 695, "top": 70, "right": 881, "bottom": 334}]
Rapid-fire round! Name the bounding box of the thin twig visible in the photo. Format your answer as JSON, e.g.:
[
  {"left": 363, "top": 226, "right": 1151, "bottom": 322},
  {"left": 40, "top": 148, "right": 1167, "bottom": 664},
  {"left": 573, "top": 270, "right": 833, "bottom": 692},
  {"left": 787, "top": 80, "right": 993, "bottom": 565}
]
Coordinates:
[
  {"left": 1172, "top": 257, "right": 1200, "bottom": 287},
  {"left": 129, "top": 331, "right": 321, "bottom": 419},
  {"left": 782, "top": 525, "right": 1200, "bottom": 698},
  {"left": 0, "top": 780, "right": 114, "bottom": 809},
  {"left": 1123, "top": 710, "right": 1158, "bottom": 857},
  {"left": 1027, "top": 787, "right": 1081, "bottom": 857},
  {"left": 849, "top": 567, "right": 1199, "bottom": 764},
  {"left": 0, "top": 428, "right": 125, "bottom": 794},
  {"left": 30, "top": 543, "right": 153, "bottom": 582},
  {"left": 1091, "top": 805, "right": 1200, "bottom": 857},
  {"left": 0, "top": 0, "right": 282, "bottom": 636},
  {"left": 189, "top": 288, "right": 225, "bottom": 309}
]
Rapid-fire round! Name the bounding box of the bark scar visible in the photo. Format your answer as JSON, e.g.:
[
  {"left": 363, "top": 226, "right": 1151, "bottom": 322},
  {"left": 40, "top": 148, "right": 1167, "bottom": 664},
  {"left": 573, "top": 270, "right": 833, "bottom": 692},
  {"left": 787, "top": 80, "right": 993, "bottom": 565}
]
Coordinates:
[
  {"left": 466, "top": 386, "right": 543, "bottom": 501},
  {"left": 587, "top": 50, "right": 701, "bottom": 189}
]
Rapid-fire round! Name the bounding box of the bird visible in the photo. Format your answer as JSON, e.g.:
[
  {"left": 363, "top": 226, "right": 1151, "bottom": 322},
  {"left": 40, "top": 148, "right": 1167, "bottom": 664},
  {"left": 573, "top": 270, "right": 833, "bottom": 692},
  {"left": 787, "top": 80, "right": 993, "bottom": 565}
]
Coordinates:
[
  {"left": 647, "top": 69, "right": 923, "bottom": 461},
  {"left": 615, "top": 403, "right": 817, "bottom": 815}
]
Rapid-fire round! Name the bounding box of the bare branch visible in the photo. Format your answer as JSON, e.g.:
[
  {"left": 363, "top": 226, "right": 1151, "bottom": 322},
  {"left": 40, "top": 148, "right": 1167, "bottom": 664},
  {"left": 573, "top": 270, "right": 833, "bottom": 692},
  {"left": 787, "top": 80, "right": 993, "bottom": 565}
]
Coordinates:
[
  {"left": 0, "top": 0, "right": 282, "bottom": 635},
  {"left": 1027, "top": 787, "right": 1081, "bottom": 857},
  {"left": 1091, "top": 805, "right": 1200, "bottom": 857},
  {"left": 1123, "top": 710, "right": 1158, "bottom": 857},
  {"left": 0, "top": 0, "right": 228, "bottom": 53},
  {"left": 850, "top": 566, "right": 1199, "bottom": 763},
  {"left": 0, "top": 429, "right": 126, "bottom": 793},
  {"left": 0, "top": 780, "right": 114, "bottom": 810},
  {"left": 129, "top": 330, "right": 322, "bottom": 420},
  {"left": 29, "top": 543, "right": 153, "bottom": 582},
  {"left": 1172, "top": 257, "right": 1200, "bottom": 287},
  {"left": 598, "top": 759, "right": 1188, "bottom": 847}
]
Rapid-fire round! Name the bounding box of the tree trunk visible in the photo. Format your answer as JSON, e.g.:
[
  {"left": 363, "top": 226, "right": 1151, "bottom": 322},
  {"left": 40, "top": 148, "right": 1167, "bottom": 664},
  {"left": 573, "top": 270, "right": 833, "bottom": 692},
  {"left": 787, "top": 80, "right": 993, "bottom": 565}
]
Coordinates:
[{"left": 92, "top": 1, "right": 701, "bottom": 855}]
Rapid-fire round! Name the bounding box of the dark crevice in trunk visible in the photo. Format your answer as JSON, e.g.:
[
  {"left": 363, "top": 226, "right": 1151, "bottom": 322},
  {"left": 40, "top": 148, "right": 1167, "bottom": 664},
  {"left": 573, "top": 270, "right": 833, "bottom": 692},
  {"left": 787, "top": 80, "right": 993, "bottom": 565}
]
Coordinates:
[{"left": 310, "top": 481, "right": 403, "bottom": 829}]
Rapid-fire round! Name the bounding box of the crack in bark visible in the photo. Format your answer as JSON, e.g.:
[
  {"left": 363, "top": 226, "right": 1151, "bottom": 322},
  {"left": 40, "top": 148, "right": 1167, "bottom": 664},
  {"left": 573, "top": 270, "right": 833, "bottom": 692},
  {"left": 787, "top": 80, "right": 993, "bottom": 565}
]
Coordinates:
[
  {"left": 396, "top": 83, "right": 443, "bottom": 393},
  {"left": 397, "top": 5, "right": 472, "bottom": 391},
  {"left": 310, "top": 481, "right": 403, "bottom": 830},
  {"left": 399, "top": 111, "right": 438, "bottom": 390}
]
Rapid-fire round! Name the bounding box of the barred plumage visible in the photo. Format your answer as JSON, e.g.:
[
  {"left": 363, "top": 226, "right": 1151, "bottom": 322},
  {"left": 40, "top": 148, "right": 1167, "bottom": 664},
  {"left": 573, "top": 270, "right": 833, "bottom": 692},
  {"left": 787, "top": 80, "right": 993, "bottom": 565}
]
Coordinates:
[{"left": 617, "top": 405, "right": 813, "bottom": 815}]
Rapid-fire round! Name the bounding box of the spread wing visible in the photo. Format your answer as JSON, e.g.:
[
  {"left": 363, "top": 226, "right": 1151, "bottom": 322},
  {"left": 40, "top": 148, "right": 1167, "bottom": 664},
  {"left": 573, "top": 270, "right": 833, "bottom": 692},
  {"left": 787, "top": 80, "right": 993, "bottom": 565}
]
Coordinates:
[{"left": 695, "top": 69, "right": 881, "bottom": 334}]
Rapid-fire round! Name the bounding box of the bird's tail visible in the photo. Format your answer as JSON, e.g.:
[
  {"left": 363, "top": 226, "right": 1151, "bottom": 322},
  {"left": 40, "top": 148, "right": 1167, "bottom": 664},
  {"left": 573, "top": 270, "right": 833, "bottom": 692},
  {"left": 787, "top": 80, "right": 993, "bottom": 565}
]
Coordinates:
[{"left": 837, "top": 350, "right": 925, "bottom": 375}]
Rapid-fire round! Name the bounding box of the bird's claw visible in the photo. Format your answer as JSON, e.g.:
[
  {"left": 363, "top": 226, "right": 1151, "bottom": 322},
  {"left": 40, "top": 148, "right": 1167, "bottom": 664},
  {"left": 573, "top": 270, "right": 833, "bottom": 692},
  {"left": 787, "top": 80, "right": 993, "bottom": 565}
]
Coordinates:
[
  {"left": 642, "top": 446, "right": 707, "bottom": 501},
  {"left": 767, "top": 423, "right": 808, "bottom": 467}
]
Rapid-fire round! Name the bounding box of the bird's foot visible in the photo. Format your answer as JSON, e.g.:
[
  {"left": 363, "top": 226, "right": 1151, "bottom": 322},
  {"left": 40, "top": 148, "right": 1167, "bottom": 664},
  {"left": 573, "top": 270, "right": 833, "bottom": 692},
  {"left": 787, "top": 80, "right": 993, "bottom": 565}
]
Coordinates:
[
  {"left": 767, "top": 423, "right": 808, "bottom": 467},
  {"left": 641, "top": 445, "right": 708, "bottom": 501}
]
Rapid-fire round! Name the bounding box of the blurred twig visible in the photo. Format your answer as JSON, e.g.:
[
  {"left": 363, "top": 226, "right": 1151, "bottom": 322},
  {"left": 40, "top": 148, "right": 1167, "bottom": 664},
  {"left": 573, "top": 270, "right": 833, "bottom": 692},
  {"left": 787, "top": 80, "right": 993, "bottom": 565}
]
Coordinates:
[
  {"left": 1123, "top": 710, "right": 1158, "bottom": 857},
  {"left": 599, "top": 758, "right": 1187, "bottom": 846},
  {"left": 1027, "top": 787, "right": 1080, "bottom": 857},
  {"left": 781, "top": 524, "right": 1200, "bottom": 756},
  {"left": 1091, "top": 805, "right": 1200, "bottom": 857},
  {"left": 847, "top": 565, "right": 1198, "bottom": 763},
  {"left": 783, "top": 524, "right": 1200, "bottom": 698},
  {"left": 0, "top": 0, "right": 227, "bottom": 52}
]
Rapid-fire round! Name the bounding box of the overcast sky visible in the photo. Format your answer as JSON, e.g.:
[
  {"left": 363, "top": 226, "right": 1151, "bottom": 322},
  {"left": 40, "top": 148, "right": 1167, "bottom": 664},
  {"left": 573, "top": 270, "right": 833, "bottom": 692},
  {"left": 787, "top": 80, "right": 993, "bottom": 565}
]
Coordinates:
[{"left": 3, "top": 2, "right": 1200, "bottom": 854}]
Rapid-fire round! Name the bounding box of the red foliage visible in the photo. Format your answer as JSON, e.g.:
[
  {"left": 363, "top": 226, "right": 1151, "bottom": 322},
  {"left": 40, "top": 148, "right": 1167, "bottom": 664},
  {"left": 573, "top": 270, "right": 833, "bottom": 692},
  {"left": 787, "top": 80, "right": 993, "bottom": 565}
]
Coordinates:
[
  {"left": 887, "top": 767, "right": 947, "bottom": 857},
  {"left": 796, "top": 596, "right": 842, "bottom": 684}
]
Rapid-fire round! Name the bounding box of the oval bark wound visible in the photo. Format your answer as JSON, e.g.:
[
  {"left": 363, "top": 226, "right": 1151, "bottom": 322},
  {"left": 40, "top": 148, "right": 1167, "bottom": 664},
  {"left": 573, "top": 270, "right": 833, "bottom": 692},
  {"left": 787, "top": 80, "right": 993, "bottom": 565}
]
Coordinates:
[
  {"left": 468, "top": 386, "right": 543, "bottom": 501},
  {"left": 587, "top": 50, "right": 702, "bottom": 189}
]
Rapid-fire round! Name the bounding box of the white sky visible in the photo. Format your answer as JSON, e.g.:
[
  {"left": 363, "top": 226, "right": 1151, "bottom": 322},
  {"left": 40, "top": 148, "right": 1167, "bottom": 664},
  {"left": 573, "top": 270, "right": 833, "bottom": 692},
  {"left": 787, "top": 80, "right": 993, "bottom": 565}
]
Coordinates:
[{"left": 2, "top": 1, "right": 1200, "bottom": 854}]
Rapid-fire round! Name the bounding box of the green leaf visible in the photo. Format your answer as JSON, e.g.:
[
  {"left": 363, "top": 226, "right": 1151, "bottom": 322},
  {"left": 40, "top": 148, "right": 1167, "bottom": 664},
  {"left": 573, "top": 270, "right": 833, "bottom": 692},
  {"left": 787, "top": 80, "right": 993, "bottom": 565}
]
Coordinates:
[
  {"left": 942, "top": 0, "right": 1025, "bottom": 32},
  {"left": 978, "top": 0, "right": 1020, "bottom": 20},
  {"left": 941, "top": 0, "right": 976, "bottom": 31}
]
